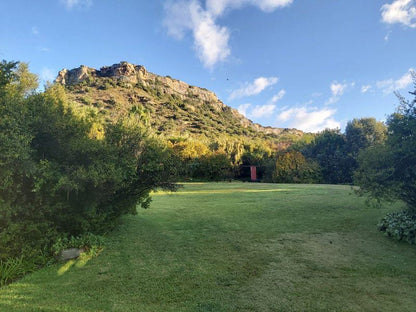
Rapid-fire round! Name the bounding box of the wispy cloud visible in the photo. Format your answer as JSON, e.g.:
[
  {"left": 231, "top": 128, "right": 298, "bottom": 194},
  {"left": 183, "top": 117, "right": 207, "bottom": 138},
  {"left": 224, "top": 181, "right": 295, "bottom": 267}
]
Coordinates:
[
  {"left": 206, "top": 0, "right": 293, "bottom": 16},
  {"left": 381, "top": 0, "right": 416, "bottom": 28},
  {"left": 61, "top": 0, "right": 92, "bottom": 10},
  {"left": 325, "top": 81, "right": 349, "bottom": 104},
  {"left": 277, "top": 106, "right": 340, "bottom": 132},
  {"left": 376, "top": 69, "right": 414, "bottom": 94},
  {"left": 251, "top": 104, "right": 276, "bottom": 118},
  {"left": 361, "top": 85, "right": 372, "bottom": 93},
  {"left": 229, "top": 77, "right": 279, "bottom": 100},
  {"left": 163, "top": 0, "right": 293, "bottom": 68},
  {"left": 237, "top": 90, "right": 285, "bottom": 119},
  {"left": 270, "top": 89, "right": 286, "bottom": 103},
  {"left": 237, "top": 103, "right": 251, "bottom": 116}
]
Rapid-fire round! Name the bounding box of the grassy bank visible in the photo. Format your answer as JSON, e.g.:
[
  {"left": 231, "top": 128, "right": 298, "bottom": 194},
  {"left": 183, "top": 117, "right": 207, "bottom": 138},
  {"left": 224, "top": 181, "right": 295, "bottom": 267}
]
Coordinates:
[{"left": 1, "top": 182, "right": 415, "bottom": 311}]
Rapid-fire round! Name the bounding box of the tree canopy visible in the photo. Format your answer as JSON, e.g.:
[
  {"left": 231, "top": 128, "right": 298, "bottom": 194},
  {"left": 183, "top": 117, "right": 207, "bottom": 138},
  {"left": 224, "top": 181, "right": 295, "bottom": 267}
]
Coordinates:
[
  {"left": 355, "top": 82, "right": 416, "bottom": 210},
  {"left": 0, "top": 61, "right": 178, "bottom": 261}
]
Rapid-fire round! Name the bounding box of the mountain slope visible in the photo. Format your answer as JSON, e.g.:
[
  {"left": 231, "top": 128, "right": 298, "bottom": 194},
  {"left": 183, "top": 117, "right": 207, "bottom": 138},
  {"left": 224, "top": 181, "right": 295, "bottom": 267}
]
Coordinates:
[{"left": 56, "top": 62, "right": 304, "bottom": 147}]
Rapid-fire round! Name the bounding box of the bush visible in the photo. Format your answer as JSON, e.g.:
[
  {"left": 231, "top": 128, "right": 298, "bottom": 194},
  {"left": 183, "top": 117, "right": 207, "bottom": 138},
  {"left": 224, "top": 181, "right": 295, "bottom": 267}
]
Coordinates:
[
  {"left": 378, "top": 210, "right": 416, "bottom": 245},
  {"left": 51, "top": 233, "right": 105, "bottom": 257},
  {"left": 0, "top": 257, "right": 25, "bottom": 287},
  {"left": 0, "top": 61, "right": 178, "bottom": 264},
  {"left": 272, "top": 151, "right": 321, "bottom": 183},
  {"left": 355, "top": 80, "right": 416, "bottom": 209},
  {"left": 190, "top": 153, "right": 233, "bottom": 181}
]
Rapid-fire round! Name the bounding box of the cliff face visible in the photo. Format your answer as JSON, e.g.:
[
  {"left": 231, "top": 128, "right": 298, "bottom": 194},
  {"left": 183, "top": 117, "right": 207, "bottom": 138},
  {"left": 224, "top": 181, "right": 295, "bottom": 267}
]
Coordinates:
[
  {"left": 56, "top": 62, "right": 303, "bottom": 141},
  {"left": 56, "top": 62, "right": 223, "bottom": 108},
  {"left": 56, "top": 62, "right": 146, "bottom": 85}
]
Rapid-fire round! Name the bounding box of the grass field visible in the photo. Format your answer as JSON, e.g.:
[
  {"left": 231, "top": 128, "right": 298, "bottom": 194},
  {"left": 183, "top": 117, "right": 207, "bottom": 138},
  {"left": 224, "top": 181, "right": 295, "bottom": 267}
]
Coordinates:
[{"left": 1, "top": 182, "right": 416, "bottom": 311}]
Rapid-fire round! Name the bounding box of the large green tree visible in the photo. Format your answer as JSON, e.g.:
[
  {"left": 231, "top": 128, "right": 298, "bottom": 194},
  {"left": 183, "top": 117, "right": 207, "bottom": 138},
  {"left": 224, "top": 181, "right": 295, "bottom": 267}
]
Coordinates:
[
  {"left": 345, "top": 118, "right": 387, "bottom": 182},
  {"left": 302, "top": 129, "right": 351, "bottom": 184},
  {"left": 0, "top": 61, "right": 178, "bottom": 260},
  {"left": 345, "top": 118, "right": 387, "bottom": 157},
  {"left": 355, "top": 86, "right": 416, "bottom": 209},
  {"left": 273, "top": 150, "right": 321, "bottom": 183}
]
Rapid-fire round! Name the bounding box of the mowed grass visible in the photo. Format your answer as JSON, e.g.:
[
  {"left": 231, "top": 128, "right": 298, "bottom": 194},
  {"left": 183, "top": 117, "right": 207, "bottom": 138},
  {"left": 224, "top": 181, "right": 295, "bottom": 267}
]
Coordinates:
[{"left": 1, "top": 182, "right": 416, "bottom": 311}]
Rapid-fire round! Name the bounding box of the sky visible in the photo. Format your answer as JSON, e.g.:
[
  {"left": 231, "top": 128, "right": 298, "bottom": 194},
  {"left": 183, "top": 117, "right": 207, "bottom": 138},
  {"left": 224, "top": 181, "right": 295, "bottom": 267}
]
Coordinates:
[{"left": 1, "top": 0, "right": 415, "bottom": 132}]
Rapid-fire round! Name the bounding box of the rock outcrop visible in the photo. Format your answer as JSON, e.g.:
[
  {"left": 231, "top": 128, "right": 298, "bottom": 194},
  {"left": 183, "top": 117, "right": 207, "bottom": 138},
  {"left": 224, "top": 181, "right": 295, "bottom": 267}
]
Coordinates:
[
  {"left": 56, "top": 61, "right": 225, "bottom": 110},
  {"left": 56, "top": 61, "right": 304, "bottom": 138},
  {"left": 56, "top": 61, "right": 145, "bottom": 85}
]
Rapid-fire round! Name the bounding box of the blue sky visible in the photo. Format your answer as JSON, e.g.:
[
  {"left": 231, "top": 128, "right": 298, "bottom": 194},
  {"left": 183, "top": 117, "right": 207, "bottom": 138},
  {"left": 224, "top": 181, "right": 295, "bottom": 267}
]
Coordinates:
[{"left": 1, "top": 0, "right": 415, "bottom": 132}]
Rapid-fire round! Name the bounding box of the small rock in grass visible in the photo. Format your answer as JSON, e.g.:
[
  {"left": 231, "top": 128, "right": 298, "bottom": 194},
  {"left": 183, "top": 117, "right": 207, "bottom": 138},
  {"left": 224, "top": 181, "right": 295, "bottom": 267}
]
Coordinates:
[{"left": 60, "top": 248, "right": 84, "bottom": 261}]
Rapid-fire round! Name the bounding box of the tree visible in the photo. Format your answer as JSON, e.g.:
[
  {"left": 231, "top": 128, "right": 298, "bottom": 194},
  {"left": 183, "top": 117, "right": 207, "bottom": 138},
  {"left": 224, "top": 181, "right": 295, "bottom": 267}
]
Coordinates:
[
  {"left": 345, "top": 118, "right": 387, "bottom": 157},
  {"left": 302, "top": 129, "right": 351, "bottom": 184},
  {"left": 355, "top": 84, "right": 416, "bottom": 210},
  {"left": 0, "top": 62, "right": 178, "bottom": 260},
  {"left": 190, "top": 153, "right": 232, "bottom": 181},
  {"left": 273, "top": 150, "right": 321, "bottom": 183},
  {"left": 344, "top": 118, "right": 387, "bottom": 182}
]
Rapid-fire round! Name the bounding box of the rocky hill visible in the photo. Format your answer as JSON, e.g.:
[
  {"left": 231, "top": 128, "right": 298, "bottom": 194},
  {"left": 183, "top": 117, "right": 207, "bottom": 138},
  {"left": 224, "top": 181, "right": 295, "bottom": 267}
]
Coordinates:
[{"left": 56, "top": 62, "right": 304, "bottom": 146}]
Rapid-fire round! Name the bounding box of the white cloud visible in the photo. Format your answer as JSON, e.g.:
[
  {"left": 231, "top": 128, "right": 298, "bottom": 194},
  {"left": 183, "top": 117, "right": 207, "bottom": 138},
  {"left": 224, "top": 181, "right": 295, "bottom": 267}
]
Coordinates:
[
  {"left": 229, "top": 76, "right": 278, "bottom": 99},
  {"left": 326, "top": 81, "right": 348, "bottom": 104},
  {"left": 163, "top": 1, "right": 194, "bottom": 39},
  {"left": 270, "top": 89, "right": 286, "bottom": 103},
  {"left": 381, "top": 0, "right": 416, "bottom": 28},
  {"left": 251, "top": 104, "right": 276, "bottom": 118},
  {"left": 164, "top": 0, "right": 230, "bottom": 68},
  {"left": 277, "top": 106, "right": 340, "bottom": 132},
  {"left": 60, "top": 0, "right": 92, "bottom": 10},
  {"left": 192, "top": 11, "right": 231, "bottom": 68},
  {"left": 384, "top": 30, "right": 392, "bottom": 41},
  {"left": 237, "top": 103, "right": 251, "bottom": 116},
  {"left": 376, "top": 69, "right": 414, "bottom": 94},
  {"left": 331, "top": 82, "right": 347, "bottom": 97},
  {"left": 237, "top": 90, "right": 284, "bottom": 119},
  {"left": 361, "top": 85, "right": 372, "bottom": 93},
  {"left": 164, "top": 0, "right": 292, "bottom": 68},
  {"left": 41, "top": 68, "right": 56, "bottom": 82},
  {"left": 206, "top": 0, "right": 293, "bottom": 17}
]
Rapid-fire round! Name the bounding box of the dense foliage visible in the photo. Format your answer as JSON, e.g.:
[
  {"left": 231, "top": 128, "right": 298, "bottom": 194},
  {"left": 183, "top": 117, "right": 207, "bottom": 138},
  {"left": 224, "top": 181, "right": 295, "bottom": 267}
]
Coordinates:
[
  {"left": 354, "top": 80, "right": 416, "bottom": 245},
  {"left": 378, "top": 210, "right": 416, "bottom": 245},
  {"left": 0, "top": 62, "right": 177, "bottom": 264},
  {"left": 355, "top": 87, "right": 416, "bottom": 209},
  {"left": 272, "top": 151, "right": 321, "bottom": 183}
]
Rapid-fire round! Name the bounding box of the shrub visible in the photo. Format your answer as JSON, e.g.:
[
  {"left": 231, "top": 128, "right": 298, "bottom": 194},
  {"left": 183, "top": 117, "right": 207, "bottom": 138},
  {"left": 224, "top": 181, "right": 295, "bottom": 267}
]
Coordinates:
[
  {"left": 190, "top": 153, "right": 233, "bottom": 181},
  {"left": 51, "top": 233, "right": 105, "bottom": 257},
  {"left": 0, "top": 61, "right": 178, "bottom": 264},
  {"left": 355, "top": 80, "right": 416, "bottom": 209},
  {"left": 0, "top": 257, "right": 25, "bottom": 287},
  {"left": 378, "top": 210, "right": 416, "bottom": 245},
  {"left": 273, "top": 151, "right": 321, "bottom": 183}
]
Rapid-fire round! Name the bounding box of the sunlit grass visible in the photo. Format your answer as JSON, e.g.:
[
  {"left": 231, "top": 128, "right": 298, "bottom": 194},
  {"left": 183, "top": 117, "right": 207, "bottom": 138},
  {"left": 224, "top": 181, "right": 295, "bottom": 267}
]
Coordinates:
[
  {"left": 153, "top": 188, "right": 296, "bottom": 195},
  {"left": 1, "top": 182, "right": 416, "bottom": 311}
]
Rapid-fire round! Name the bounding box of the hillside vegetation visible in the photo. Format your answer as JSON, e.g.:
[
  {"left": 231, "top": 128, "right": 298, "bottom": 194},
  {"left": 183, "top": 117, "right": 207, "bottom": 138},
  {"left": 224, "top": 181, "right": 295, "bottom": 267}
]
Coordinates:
[{"left": 57, "top": 62, "right": 306, "bottom": 148}]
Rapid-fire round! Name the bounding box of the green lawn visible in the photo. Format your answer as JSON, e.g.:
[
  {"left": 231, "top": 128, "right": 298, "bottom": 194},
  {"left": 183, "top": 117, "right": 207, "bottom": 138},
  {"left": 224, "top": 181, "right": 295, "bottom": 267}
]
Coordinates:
[{"left": 1, "top": 182, "right": 416, "bottom": 311}]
